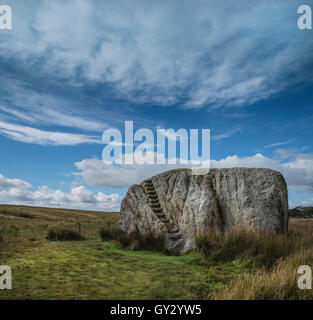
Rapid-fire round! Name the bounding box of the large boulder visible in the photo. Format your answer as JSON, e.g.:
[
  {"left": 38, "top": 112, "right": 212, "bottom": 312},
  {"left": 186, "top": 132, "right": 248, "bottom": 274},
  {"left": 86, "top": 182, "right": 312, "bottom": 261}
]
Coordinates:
[{"left": 119, "top": 168, "right": 289, "bottom": 255}]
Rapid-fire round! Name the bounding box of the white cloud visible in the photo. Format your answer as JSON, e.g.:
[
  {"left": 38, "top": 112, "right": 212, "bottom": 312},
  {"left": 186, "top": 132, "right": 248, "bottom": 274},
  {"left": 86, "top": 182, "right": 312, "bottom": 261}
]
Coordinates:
[
  {"left": 289, "top": 199, "right": 313, "bottom": 208},
  {"left": 0, "top": 173, "right": 32, "bottom": 190},
  {"left": 0, "top": 173, "right": 121, "bottom": 211},
  {"left": 74, "top": 152, "right": 196, "bottom": 188},
  {"left": 0, "top": 120, "right": 101, "bottom": 146},
  {"left": 0, "top": 0, "right": 311, "bottom": 108},
  {"left": 0, "top": 82, "right": 107, "bottom": 132},
  {"left": 212, "top": 129, "right": 241, "bottom": 141},
  {"left": 2, "top": 150, "right": 313, "bottom": 211},
  {"left": 264, "top": 139, "right": 294, "bottom": 149},
  {"left": 274, "top": 148, "right": 299, "bottom": 160},
  {"left": 75, "top": 152, "right": 313, "bottom": 193}
]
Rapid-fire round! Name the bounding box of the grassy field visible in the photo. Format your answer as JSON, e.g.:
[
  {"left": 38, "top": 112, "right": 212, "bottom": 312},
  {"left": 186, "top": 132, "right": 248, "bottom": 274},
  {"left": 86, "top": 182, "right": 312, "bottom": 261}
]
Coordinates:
[{"left": 0, "top": 204, "right": 312, "bottom": 300}]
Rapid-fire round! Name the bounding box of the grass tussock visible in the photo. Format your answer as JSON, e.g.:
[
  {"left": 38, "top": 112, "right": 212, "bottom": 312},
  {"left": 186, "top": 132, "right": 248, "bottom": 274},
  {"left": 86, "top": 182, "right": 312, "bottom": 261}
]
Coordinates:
[
  {"left": 210, "top": 248, "right": 313, "bottom": 300},
  {"left": 117, "top": 230, "right": 166, "bottom": 252},
  {"left": 46, "top": 228, "right": 85, "bottom": 241},
  {"left": 99, "top": 225, "right": 166, "bottom": 252},
  {"left": 99, "top": 224, "right": 125, "bottom": 241},
  {"left": 0, "top": 209, "right": 35, "bottom": 219},
  {"left": 196, "top": 220, "right": 313, "bottom": 300},
  {"left": 196, "top": 228, "right": 295, "bottom": 269}
]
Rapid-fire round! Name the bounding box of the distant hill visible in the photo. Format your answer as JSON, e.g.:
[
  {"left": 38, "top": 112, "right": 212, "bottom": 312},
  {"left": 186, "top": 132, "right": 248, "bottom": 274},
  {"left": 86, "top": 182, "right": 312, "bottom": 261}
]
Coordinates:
[{"left": 289, "top": 206, "right": 313, "bottom": 218}]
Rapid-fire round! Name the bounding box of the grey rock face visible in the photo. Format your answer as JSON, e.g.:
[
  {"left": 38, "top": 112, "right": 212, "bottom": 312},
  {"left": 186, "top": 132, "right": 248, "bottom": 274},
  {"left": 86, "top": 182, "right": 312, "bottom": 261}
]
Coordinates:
[{"left": 119, "top": 168, "right": 289, "bottom": 255}]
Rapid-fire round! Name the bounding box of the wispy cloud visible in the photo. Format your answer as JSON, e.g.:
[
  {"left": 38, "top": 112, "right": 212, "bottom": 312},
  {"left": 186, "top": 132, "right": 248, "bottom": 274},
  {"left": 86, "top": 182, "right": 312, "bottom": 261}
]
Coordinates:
[
  {"left": 0, "top": 81, "right": 107, "bottom": 132},
  {"left": 0, "top": 120, "right": 101, "bottom": 146},
  {"left": 264, "top": 139, "right": 294, "bottom": 149},
  {"left": 0, "top": 1, "right": 312, "bottom": 109},
  {"left": 212, "top": 129, "right": 241, "bottom": 141}
]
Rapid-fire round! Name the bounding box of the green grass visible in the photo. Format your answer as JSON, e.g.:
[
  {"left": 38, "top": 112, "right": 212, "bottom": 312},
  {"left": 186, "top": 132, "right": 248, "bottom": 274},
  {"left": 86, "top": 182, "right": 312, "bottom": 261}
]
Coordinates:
[
  {"left": 0, "top": 204, "right": 246, "bottom": 300},
  {"left": 0, "top": 204, "right": 312, "bottom": 300},
  {"left": 0, "top": 239, "right": 245, "bottom": 300}
]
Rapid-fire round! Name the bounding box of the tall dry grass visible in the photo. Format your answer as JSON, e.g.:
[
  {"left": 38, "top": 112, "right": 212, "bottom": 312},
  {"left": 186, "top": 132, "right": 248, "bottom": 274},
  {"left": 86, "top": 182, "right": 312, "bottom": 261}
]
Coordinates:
[
  {"left": 196, "top": 228, "right": 294, "bottom": 269},
  {"left": 202, "top": 219, "right": 313, "bottom": 300},
  {"left": 210, "top": 248, "right": 313, "bottom": 300}
]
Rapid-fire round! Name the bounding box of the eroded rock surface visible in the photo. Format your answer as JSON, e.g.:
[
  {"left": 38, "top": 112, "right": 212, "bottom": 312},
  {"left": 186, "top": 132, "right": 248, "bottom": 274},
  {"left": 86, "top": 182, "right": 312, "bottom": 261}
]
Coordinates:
[{"left": 119, "top": 168, "right": 289, "bottom": 255}]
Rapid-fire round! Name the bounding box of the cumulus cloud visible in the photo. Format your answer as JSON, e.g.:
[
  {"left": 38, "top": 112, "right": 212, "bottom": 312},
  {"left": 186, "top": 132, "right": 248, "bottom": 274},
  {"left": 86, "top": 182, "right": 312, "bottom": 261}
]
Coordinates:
[
  {"left": 289, "top": 199, "right": 313, "bottom": 208},
  {"left": 1, "top": 0, "right": 312, "bottom": 108},
  {"left": 0, "top": 173, "right": 121, "bottom": 211},
  {"left": 75, "top": 154, "right": 191, "bottom": 189},
  {"left": 74, "top": 152, "right": 313, "bottom": 193},
  {"left": 0, "top": 173, "right": 32, "bottom": 190}
]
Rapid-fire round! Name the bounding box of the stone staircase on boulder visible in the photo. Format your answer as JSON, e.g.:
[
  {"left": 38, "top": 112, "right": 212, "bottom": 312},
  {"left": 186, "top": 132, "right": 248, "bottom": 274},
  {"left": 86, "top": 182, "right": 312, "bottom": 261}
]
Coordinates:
[{"left": 143, "top": 179, "right": 185, "bottom": 255}]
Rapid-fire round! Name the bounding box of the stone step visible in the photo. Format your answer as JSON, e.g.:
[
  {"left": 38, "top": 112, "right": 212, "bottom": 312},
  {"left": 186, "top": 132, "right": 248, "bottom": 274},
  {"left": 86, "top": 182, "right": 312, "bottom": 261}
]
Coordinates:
[
  {"left": 151, "top": 203, "right": 160, "bottom": 208},
  {"left": 168, "top": 233, "right": 182, "bottom": 240},
  {"left": 150, "top": 199, "right": 159, "bottom": 205},
  {"left": 147, "top": 192, "right": 157, "bottom": 196},
  {"left": 145, "top": 184, "right": 153, "bottom": 188},
  {"left": 167, "top": 238, "right": 185, "bottom": 256},
  {"left": 150, "top": 204, "right": 161, "bottom": 209},
  {"left": 168, "top": 228, "right": 179, "bottom": 234},
  {"left": 153, "top": 209, "right": 162, "bottom": 214},
  {"left": 158, "top": 215, "right": 169, "bottom": 222},
  {"left": 166, "top": 222, "right": 176, "bottom": 229}
]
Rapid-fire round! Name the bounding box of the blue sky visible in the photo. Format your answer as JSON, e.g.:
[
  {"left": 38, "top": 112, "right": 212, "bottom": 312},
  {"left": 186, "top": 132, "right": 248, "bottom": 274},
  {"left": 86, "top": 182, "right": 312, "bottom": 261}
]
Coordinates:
[{"left": 0, "top": 0, "right": 313, "bottom": 211}]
